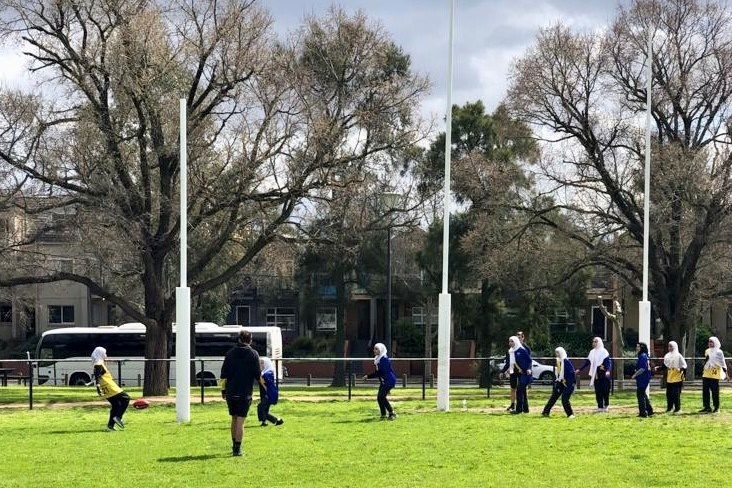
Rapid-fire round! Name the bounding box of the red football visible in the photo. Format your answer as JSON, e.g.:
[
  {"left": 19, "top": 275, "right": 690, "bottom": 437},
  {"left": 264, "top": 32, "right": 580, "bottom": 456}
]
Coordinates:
[{"left": 132, "top": 398, "right": 150, "bottom": 409}]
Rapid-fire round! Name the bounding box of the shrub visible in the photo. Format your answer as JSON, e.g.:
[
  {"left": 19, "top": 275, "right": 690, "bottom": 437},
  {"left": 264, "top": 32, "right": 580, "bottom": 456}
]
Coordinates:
[{"left": 283, "top": 336, "right": 334, "bottom": 357}]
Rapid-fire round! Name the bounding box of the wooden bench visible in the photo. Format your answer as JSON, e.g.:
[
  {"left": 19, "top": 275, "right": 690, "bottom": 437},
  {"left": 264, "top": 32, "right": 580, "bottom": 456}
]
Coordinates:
[
  {"left": 7, "top": 375, "right": 29, "bottom": 385},
  {"left": 0, "top": 373, "right": 29, "bottom": 386}
]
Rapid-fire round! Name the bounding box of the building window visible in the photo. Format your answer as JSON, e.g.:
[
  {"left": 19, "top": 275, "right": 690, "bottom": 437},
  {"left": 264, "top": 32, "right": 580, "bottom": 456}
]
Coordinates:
[
  {"left": 412, "top": 306, "right": 437, "bottom": 327},
  {"left": 0, "top": 217, "right": 9, "bottom": 241},
  {"left": 49, "top": 258, "right": 74, "bottom": 273},
  {"left": 266, "top": 307, "right": 295, "bottom": 331},
  {"left": 316, "top": 307, "right": 337, "bottom": 331},
  {"left": 412, "top": 306, "right": 425, "bottom": 326},
  {"left": 0, "top": 304, "right": 11, "bottom": 324},
  {"left": 48, "top": 305, "right": 75, "bottom": 324},
  {"left": 235, "top": 306, "right": 250, "bottom": 325}
]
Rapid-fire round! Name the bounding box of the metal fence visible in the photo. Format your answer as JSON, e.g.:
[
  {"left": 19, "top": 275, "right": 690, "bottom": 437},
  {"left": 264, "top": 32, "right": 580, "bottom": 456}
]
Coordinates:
[{"left": 0, "top": 356, "right": 728, "bottom": 410}]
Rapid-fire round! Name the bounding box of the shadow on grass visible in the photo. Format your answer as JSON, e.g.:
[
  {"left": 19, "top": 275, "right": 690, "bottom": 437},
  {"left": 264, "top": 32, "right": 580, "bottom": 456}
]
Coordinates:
[
  {"left": 330, "top": 417, "right": 391, "bottom": 424},
  {"left": 158, "top": 454, "right": 226, "bottom": 463},
  {"left": 49, "top": 429, "right": 112, "bottom": 434}
]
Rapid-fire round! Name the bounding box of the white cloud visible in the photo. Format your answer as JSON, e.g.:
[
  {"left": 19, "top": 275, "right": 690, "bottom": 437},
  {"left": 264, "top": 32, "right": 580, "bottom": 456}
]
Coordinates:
[{"left": 0, "top": 48, "right": 31, "bottom": 89}]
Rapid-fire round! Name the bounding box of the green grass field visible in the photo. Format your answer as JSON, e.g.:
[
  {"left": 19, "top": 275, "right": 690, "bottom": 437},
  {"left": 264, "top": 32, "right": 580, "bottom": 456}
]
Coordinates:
[{"left": 1, "top": 386, "right": 731, "bottom": 488}]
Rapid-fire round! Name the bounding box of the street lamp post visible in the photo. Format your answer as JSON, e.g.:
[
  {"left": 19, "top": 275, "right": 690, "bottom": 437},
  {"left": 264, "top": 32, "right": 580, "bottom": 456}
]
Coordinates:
[
  {"left": 382, "top": 192, "right": 400, "bottom": 352},
  {"left": 386, "top": 224, "right": 393, "bottom": 351}
]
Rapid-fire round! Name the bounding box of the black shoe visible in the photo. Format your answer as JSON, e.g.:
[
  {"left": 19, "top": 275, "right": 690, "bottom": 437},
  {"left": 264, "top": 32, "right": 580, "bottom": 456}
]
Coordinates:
[
  {"left": 637, "top": 414, "right": 647, "bottom": 418},
  {"left": 541, "top": 412, "right": 550, "bottom": 417},
  {"left": 260, "top": 422, "right": 267, "bottom": 427},
  {"left": 699, "top": 408, "right": 712, "bottom": 413},
  {"left": 232, "top": 450, "right": 242, "bottom": 457},
  {"left": 387, "top": 413, "right": 397, "bottom": 421},
  {"left": 506, "top": 404, "right": 515, "bottom": 412},
  {"left": 275, "top": 419, "right": 284, "bottom": 426},
  {"left": 712, "top": 408, "right": 719, "bottom": 414},
  {"left": 510, "top": 410, "right": 521, "bottom": 415},
  {"left": 113, "top": 416, "right": 125, "bottom": 429}
]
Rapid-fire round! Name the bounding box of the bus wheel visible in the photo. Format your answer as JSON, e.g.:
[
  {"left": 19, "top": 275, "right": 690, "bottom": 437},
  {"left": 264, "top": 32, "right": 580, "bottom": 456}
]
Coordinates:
[{"left": 69, "top": 373, "right": 90, "bottom": 386}]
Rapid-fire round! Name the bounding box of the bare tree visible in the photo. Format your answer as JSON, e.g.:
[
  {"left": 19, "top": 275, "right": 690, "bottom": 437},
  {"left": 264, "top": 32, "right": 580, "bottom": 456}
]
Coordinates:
[
  {"left": 507, "top": 0, "right": 732, "bottom": 342},
  {"left": 0, "top": 1, "right": 428, "bottom": 394}
]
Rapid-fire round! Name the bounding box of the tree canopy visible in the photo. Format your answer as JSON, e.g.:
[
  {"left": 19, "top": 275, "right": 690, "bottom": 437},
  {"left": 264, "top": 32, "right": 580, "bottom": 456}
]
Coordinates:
[
  {"left": 507, "top": 0, "right": 732, "bottom": 342},
  {"left": 0, "top": 1, "right": 428, "bottom": 394}
]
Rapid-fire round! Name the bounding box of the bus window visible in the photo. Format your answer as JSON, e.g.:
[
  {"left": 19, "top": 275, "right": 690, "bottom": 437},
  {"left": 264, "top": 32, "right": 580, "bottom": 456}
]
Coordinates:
[
  {"left": 250, "top": 333, "right": 267, "bottom": 357},
  {"left": 194, "top": 334, "right": 236, "bottom": 357}
]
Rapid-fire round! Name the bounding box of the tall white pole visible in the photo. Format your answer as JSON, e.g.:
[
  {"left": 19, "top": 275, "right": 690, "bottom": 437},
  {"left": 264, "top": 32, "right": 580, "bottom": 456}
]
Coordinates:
[
  {"left": 176, "top": 99, "right": 191, "bottom": 422},
  {"left": 437, "top": 0, "right": 455, "bottom": 411},
  {"left": 639, "top": 29, "right": 652, "bottom": 347}
]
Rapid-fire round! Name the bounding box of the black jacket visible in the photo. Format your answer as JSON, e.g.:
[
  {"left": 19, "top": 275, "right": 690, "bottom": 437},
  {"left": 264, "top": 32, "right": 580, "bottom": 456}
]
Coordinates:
[{"left": 220, "top": 344, "right": 261, "bottom": 399}]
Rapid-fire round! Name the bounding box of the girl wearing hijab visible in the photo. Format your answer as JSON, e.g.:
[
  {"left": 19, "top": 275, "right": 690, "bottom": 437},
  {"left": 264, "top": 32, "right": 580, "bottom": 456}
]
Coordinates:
[
  {"left": 700, "top": 336, "right": 728, "bottom": 413},
  {"left": 655, "top": 341, "right": 687, "bottom": 414},
  {"left": 509, "top": 335, "right": 533, "bottom": 414},
  {"left": 362, "top": 342, "right": 397, "bottom": 420},
  {"left": 257, "top": 357, "right": 283, "bottom": 427},
  {"left": 576, "top": 337, "right": 612, "bottom": 412},
  {"left": 91, "top": 347, "right": 130, "bottom": 431},
  {"left": 541, "top": 347, "right": 575, "bottom": 418},
  {"left": 631, "top": 342, "right": 654, "bottom": 417}
]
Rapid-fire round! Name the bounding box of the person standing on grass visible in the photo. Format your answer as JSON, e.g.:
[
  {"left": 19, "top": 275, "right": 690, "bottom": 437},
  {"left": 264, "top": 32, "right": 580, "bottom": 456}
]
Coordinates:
[
  {"left": 542, "top": 347, "right": 575, "bottom": 418},
  {"left": 508, "top": 335, "right": 532, "bottom": 414},
  {"left": 91, "top": 347, "right": 130, "bottom": 432},
  {"left": 699, "top": 336, "right": 728, "bottom": 414},
  {"left": 655, "top": 341, "right": 687, "bottom": 414},
  {"left": 575, "top": 337, "right": 612, "bottom": 412},
  {"left": 220, "top": 330, "right": 263, "bottom": 456},
  {"left": 500, "top": 331, "right": 530, "bottom": 413},
  {"left": 257, "top": 356, "right": 283, "bottom": 427},
  {"left": 631, "top": 342, "right": 654, "bottom": 418},
  {"left": 362, "top": 342, "right": 397, "bottom": 420}
]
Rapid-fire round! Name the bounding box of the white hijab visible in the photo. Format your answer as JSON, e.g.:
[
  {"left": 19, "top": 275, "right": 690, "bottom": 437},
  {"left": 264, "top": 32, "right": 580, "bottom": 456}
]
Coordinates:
[
  {"left": 705, "top": 336, "right": 727, "bottom": 380},
  {"left": 91, "top": 346, "right": 106, "bottom": 365},
  {"left": 587, "top": 337, "right": 609, "bottom": 387},
  {"left": 663, "top": 341, "right": 687, "bottom": 370},
  {"left": 555, "top": 347, "right": 567, "bottom": 382},
  {"left": 508, "top": 335, "right": 523, "bottom": 371},
  {"left": 373, "top": 343, "right": 388, "bottom": 366},
  {"left": 260, "top": 356, "right": 274, "bottom": 376}
]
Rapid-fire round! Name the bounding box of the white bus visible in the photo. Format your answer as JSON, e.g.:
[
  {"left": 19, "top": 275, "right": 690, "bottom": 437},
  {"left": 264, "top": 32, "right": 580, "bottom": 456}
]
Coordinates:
[{"left": 35, "top": 322, "right": 283, "bottom": 386}]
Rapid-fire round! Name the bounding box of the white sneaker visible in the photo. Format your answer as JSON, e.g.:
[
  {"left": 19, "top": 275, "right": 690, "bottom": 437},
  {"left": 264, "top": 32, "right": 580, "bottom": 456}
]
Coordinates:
[
  {"left": 673, "top": 410, "right": 682, "bottom": 415},
  {"left": 567, "top": 415, "right": 575, "bottom": 419}
]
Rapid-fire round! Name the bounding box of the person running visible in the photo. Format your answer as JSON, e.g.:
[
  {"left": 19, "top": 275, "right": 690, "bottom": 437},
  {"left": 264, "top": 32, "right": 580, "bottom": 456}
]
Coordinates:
[
  {"left": 631, "top": 342, "right": 654, "bottom": 418},
  {"left": 542, "top": 346, "right": 575, "bottom": 418},
  {"left": 655, "top": 340, "right": 687, "bottom": 414},
  {"left": 257, "top": 356, "right": 283, "bottom": 427},
  {"left": 362, "top": 342, "right": 397, "bottom": 420},
  {"left": 699, "top": 336, "right": 728, "bottom": 414},
  {"left": 91, "top": 346, "right": 130, "bottom": 432},
  {"left": 220, "top": 330, "right": 263, "bottom": 456},
  {"left": 576, "top": 337, "right": 612, "bottom": 412}
]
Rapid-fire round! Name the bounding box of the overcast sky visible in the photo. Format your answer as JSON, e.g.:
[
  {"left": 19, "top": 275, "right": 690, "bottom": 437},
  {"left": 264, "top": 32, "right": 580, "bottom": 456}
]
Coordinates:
[
  {"left": 267, "top": 0, "right": 628, "bottom": 120},
  {"left": 0, "top": 1, "right": 627, "bottom": 120}
]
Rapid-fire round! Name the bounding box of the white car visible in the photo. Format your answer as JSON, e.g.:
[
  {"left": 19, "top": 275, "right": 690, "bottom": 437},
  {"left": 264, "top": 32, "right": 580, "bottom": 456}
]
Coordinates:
[{"left": 495, "top": 359, "right": 556, "bottom": 383}]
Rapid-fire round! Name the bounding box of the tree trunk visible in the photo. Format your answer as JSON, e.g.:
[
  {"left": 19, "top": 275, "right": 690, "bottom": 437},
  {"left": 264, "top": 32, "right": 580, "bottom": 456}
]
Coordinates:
[{"left": 144, "top": 323, "right": 170, "bottom": 396}]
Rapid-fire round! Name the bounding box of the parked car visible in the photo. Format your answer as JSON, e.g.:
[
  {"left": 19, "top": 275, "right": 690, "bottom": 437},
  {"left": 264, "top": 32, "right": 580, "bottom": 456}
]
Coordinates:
[{"left": 494, "top": 359, "right": 556, "bottom": 383}]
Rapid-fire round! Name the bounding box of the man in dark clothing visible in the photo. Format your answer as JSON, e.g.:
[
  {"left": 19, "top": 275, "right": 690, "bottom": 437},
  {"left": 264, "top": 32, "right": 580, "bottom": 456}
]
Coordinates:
[{"left": 220, "top": 330, "right": 262, "bottom": 457}]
